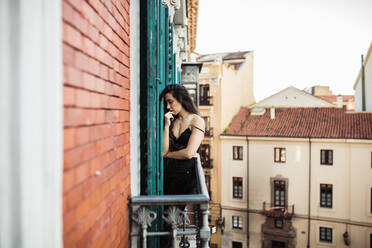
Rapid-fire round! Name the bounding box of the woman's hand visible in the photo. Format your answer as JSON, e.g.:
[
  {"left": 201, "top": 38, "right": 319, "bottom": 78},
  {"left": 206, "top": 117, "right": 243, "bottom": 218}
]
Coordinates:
[{"left": 164, "top": 111, "right": 174, "bottom": 127}]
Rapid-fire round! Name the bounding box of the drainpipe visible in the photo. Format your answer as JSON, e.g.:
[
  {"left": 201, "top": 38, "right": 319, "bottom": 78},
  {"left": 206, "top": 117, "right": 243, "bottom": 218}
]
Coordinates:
[
  {"left": 361, "top": 55, "right": 366, "bottom": 111},
  {"left": 307, "top": 138, "right": 311, "bottom": 248},
  {"left": 246, "top": 136, "right": 250, "bottom": 248}
]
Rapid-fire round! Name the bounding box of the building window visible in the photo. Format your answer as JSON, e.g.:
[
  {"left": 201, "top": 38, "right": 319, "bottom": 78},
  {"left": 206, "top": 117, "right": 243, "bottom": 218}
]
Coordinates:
[
  {"left": 274, "top": 147, "right": 286, "bottom": 163},
  {"left": 371, "top": 188, "right": 372, "bottom": 214},
  {"left": 274, "top": 218, "right": 283, "bottom": 229},
  {"left": 319, "top": 227, "right": 332, "bottom": 243},
  {"left": 370, "top": 233, "right": 372, "bottom": 248},
  {"left": 232, "top": 241, "right": 243, "bottom": 248},
  {"left": 320, "top": 184, "right": 333, "bottom": 208},
  {"left": 232, "top": 216, "right": 243, "bottom": 229},
  {"left": 321, "top": 149, "right": 333, "bottom": 165},
  {"left": 273, "top": 180, "right": 286, "bottom": 207},
  {"left": 233, "top": 146, "right": 243, "bottom": 160},
  {"left": 272, "top": 241, "right": 286, "bottom": 248},
  {"left": 233, "top": 177, "right": 243, "bottom": 199}
]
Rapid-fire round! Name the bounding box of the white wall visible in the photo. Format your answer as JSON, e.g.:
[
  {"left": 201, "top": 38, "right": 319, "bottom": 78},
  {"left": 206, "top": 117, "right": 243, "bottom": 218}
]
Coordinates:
[
  {"left": 253, "top": 87, "right": 334, "bottom": 108},
  {"left": 0, "top": 0, "right": 63, "bottom": 247},
  {"left": 130, "top": 0, "right": 141, "bottom": 197}
]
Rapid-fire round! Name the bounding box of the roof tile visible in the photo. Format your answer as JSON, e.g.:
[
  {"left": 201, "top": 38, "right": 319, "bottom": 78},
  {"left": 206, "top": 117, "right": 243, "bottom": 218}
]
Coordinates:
[{"left": 224, "top": 107, "right": 372, "bottom": 139}]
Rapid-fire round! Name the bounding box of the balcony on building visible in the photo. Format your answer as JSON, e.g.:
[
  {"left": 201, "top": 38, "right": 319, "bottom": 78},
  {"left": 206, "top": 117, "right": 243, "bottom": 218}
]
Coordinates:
[
  {"left": 204, "top": 127, "right": 213, "bottom": 138},
  {"left": 262, "top": 202, "right": 295, "bottom": 219},
  {"left": 130, "top": 157, "right": 210, "bottom": 248},
  {"left": 199, "top": 96, "right": 213, "bottom": 106},
  {"left": 199, "top": 85, "right": 213, "bottom": 106},
  {"left": 202, "top": 116, "right": 213, "bottom": 138},
  {"left": 200, "top": 144, "right": 213, "bottom": 169}
]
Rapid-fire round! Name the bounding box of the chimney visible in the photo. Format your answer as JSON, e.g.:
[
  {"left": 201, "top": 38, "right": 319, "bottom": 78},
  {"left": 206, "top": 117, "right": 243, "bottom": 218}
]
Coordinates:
[
  {"left": 337, "top": 95, "right": 343, "bottom": 107},
  {"left": 270, "top": 107, "right": 275, "bottom": 119}
]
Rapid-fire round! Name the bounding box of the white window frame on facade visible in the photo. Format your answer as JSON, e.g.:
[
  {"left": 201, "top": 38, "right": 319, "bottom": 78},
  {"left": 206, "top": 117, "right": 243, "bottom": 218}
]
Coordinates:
[
  {"left": 271, "top": 178, "right": 288, "bottom": 207},
  {"left": 233, "top": 145, "right": 243, "bottom": 160},
  {"left": 232, "top": 215, "right": 243, "bottom": 230},
  {"left": 319, "top": 226, "right": 333, "bottom": 243},
  {"left": 274, "top": 147, "right": 286, "bottom": 163},
  {"left": 232, "top": 177, "right": 243, "bottom": 199},
  {"left": 320, "top": 183, "right": 333, "bottom": 209},
  {"left": 0, "top": 0, "right": 63, "bottom": 247},
  {"left": 316, "top": 223, "right": 335, "bottom": 246},
  {"left": 320, "top": 149, "right": 333, "bottom": 165}
]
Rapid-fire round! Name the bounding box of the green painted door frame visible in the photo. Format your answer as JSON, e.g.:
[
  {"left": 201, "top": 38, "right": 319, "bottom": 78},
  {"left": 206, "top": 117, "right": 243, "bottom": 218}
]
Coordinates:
[
  {"left": 140, "top": 0, "right": 179, "bottom": 196},
  {"left": 140, "top": 1, "right": 179, "bottom": 246}
]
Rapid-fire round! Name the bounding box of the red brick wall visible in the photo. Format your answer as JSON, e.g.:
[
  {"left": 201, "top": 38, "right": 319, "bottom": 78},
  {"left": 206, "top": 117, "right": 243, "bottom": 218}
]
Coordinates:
[{"left": 62, "top": 0, "right": 131, "bottom": 247}]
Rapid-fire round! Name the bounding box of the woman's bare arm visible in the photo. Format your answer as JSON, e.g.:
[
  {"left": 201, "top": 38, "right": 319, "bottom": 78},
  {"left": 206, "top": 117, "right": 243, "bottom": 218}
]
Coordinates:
[
  {"left": 165, "top": 115, "right": 205, "bottom": 159},
  {"left": 163, "top": 112, "right": 174, "bottom": 156}
]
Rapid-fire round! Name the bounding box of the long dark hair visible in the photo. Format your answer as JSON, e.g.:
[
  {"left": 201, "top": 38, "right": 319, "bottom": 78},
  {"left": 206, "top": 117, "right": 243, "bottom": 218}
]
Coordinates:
[{"left": 159, "top": 84, "right": 198, "bottom": 115}]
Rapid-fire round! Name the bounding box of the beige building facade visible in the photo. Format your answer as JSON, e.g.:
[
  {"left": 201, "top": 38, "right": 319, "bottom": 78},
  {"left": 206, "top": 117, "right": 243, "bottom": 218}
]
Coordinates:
[
  {"left": 196, "top": 51, "right": 255, "bottom": 247},
  {"left": 252, "top": 86, "right": 334, "bottom": 108},
  {"left": 220, "top": 107, "right": 372, "bottom": 248},
  {"left": 354, "top": 42, "right": 372, "bottom": 112}
]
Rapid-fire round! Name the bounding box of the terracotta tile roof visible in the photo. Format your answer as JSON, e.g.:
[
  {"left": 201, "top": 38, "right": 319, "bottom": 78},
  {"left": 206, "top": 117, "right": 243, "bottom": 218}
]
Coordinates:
[
  {"left": 224, "top": 107, "right": 372, "bottom": 139},
  {"left": 316, "top": 95, "right": 355, "bottom": 103}
]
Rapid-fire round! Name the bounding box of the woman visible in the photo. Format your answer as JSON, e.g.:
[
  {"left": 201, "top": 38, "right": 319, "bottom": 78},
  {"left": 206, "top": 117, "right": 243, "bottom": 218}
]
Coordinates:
[{"left": 160, "top": 84, "right": 205, "bottom": 195}]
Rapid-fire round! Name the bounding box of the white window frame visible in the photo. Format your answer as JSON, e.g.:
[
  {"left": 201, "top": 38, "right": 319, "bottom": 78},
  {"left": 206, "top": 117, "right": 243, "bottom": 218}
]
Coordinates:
[{"left": 232, "top": 216, "right": 243, "bottom": 230}]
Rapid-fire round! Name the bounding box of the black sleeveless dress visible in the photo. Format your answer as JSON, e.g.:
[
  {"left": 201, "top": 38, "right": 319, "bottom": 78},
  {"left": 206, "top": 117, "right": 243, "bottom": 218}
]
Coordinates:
[{"left": 164, "top": 128, "right": 197, "bottom": 195}]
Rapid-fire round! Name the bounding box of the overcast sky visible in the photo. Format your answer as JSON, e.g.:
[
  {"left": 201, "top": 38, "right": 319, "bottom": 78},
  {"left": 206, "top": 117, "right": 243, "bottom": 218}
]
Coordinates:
[{"left": 195, "top": 0, "right": 372, "bottom": 101}]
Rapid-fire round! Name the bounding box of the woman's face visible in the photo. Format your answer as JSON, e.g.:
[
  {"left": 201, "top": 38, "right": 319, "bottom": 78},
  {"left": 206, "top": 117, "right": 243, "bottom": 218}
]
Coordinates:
[{"left": 164, "top": 93, "right": 182, "bottom": 115}]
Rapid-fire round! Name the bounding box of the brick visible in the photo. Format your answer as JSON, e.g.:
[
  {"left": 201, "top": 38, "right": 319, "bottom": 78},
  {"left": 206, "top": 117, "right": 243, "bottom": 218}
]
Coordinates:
[
  {"left": 63, "top": 223, "right": 85, "bottom": 248},
  {"left": 75, "top": 126, "right": 90, "bottom": 145},
  {"left": 63, "top": 22, "right": 82, "bottom": 49},
  {"left": 63, "top": 44, "right": 76, "bottom": 66},
  {"left": 90, "top": 92, "right": 102, "bottom": 108},
  {"left": 76, "top": 89, "right": 91, "bottom": 108},
  {"left": 64, "top": 86, "right": 76, "bottom": 106},
  {"left": 82, "top": 72, "right": 96, "bottom": 91},
  {"left": 82, "top": 36, "right": 95, "bottom": 58},
  {"left": 66, "top": 0, "right": 82, "bottom": 12},
  {"left": 64, "top": 184, "right": 83, "bottom": 211},
  {"left": 64, "top": 128, "right": 76, "bottom": 150},
  {"left": 73, "top": 9, "right": 89, "bottom": 34},
  {"left": 62, "top": 1, "right": 74, "bottom": 23},
  {"left": 64, "top": 65, "right": 83, "bottom": 87},
  {"left": 88, "top": 24, "right": 100, "bottom": 43},
  {"left": 63, "top": 168, "right": 76, "bottom": 192},
  {"left": 95, "top": 77, "right": 105, "bottom": 93},
  {"left": 80, "top": 142, "right": 96, "bottom": 162},
  {"left": 63, "top": 208, "right": 78, "bottom": 234},
  {"left": 96, "top": 110, "right": 106, "bottom": 124},
  {"left": 64, "top": 147, "right": 80, "bottom": 170}
]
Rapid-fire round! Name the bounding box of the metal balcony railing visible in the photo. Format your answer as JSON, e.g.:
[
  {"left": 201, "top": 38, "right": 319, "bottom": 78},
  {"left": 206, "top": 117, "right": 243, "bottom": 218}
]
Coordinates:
[
  {"left": 130, "top": 156, "right": 210, "bottom": 248},
  {"left": 262, "top": 202, "right": 295, "bottom": 219},
  {"left": 201, "top": 158, "right": 213, "bottom": 169},
  {"left": 204, "top": 128, "right": 213, "bottom": 137},
  {"left": 199, "top": 96, "right": 213, "bottom": 106}
]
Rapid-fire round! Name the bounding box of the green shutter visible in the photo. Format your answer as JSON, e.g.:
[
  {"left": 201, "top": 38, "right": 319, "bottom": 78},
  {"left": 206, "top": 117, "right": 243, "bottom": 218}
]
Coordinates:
[{"left": 140, "top": 0, "right": 179, "bottom": 196}]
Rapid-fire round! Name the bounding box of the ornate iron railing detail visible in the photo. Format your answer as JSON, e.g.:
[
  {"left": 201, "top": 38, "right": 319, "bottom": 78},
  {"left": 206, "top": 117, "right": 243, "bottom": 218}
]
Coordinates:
[
  {"left": 131, "top": 156, "right": 210, "bottom": 248},
  {"left": 204, "top": 127, "right": 213, "bottom": 137},
  {"left": 199, "top": 96, "right": 213, "bottom": 106},
  {"left": 262, "top": 201, "right": 295, "bottom": 219}
]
